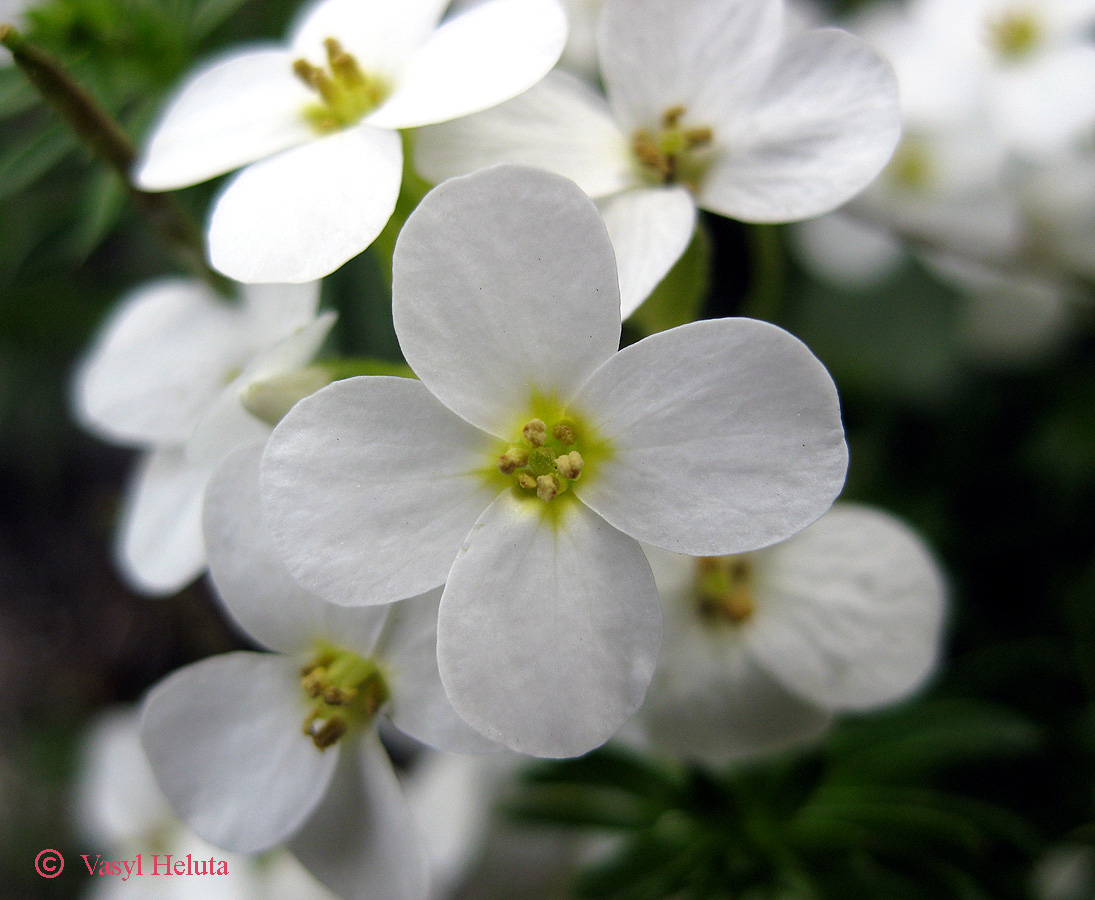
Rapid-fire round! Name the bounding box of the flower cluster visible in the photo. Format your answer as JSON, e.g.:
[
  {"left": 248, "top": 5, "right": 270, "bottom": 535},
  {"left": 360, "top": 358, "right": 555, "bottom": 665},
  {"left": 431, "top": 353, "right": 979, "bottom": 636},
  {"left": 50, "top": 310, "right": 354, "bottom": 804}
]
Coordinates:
[{"left": 52, "top": 0, "right": 966, "bottom": 896}]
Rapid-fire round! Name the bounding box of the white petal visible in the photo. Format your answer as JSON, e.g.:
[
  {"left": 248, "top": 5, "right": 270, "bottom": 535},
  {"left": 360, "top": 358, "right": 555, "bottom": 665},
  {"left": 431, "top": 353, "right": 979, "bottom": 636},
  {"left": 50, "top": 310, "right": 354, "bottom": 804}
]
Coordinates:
[
  {"left": 134, "top": 48, "right": 315, "bottom": 190},
  {"left": 700, "top": 28, "right": 901, "bottom": 222},
  {"left": 437, "top": 492, "right": 662, "bottom": 758},
  {"left": 641, "top": 629, "right": 832, "bottom": 764},
  {"left": 572, "top": 318, "right": 848, "bottom": 556},
  {"left": 261, "top": 376, "right": 499, "bottom": 606},
  {"left": 73, "top": 707, "right": 172, "bottom": 846},
  {"left": 365, "top": 0, "right": 567, "bottom": 129},
  {"left": 990, "top": 47, "right": 1095, "bottom": 158},
  {"left": 598, "top": 186, "right": 696, "bottom": 318},
  {"left": 290, "top": 0, "right": 449, "bottom": 78},
  {"left": 204, "top": 444, "right": 392, "bottom": 656},
  {"left": 208, "top": 125, "right": 402, "bottom": 284},
  {"left": 599, "top": 0, "right": 783, "bottom": 130},
  {"left": 73, "top": 279, "right": 243, "bottom": 445},
  {"left": 413, "top": 69, "right": 635, "bottom": 198},
  {"left": 241, "top": 280, "right": 322, "bottom": 346},
  {"left": 790, "top": 212, "right": 904, "bottom": 289},
  {"left": 746, "top": 504, "right": 947, "bottom": 710},
  {"left": 141, "top": 652, "right": 339, "bottom": 853},
  {"left": 393, "top": 165, "right": 621, "bottom": 436},
  {"left": 186, "top": 311, "right": 336, "bottom": 466},
  {"left": 289, "top": 731, "right": 429, "bottom": 900},
  {"left": 377, "top": 590, "right": 502, "bottom": 755},
  {"left": 117, "top": 447, "right": 210, "bottom": 596}
]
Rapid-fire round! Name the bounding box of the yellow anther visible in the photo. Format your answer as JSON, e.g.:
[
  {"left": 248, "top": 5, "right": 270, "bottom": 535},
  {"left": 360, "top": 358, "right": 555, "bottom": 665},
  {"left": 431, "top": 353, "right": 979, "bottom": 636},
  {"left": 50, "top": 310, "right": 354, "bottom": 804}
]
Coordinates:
[
  {"left": 555, "top": 451, "right": 584, "bottom": 479},
  {"left": 498, "top": 447, "right": 529, "bottom": 474},
  {"left": 552, "top": 423, "right": 576, "bottom": 445},
  {"left": 536, "top": 474, "right": 562, "bottom": 502},
  {"left": 695, "top": 556, "right": 756, "bottom": 625},
  {"left": 305, "top": 715, "right": 347, "bottom": 750},
  {"left": 292, "top": 38, "right": 389, "bottom": 132},
  {"left": 662, "top": 105, "right": 686, "bottom": 128},
  {"left": 517, "top": 472, "right": 537, "bottom": 490},
  {"left": 523, "top": 419, "right": 547, "bottom": 446},
  {"left": 683, "top": 127, "right": 713, "bottom": 149}
]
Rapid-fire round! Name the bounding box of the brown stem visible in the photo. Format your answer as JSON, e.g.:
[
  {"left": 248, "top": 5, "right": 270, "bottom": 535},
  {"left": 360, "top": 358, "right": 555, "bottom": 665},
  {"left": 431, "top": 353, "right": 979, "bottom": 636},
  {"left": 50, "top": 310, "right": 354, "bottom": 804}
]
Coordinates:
[{"left": 0, "top": 25, "right": 231, "bottom": 294}]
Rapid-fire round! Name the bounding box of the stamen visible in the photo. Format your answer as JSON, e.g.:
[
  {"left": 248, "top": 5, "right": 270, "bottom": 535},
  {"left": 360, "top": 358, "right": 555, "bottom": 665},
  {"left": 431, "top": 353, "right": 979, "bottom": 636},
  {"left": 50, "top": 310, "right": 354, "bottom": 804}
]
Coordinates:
[
  {"left": 498, "top": 447, "right": 529, "bottom": 475},
  {"left": 299, "top": 645, "right": 389, "bottom": 750},
  {"left": 536, "top": 474, "right": 562, "bottom": 502},
  {"left": 552, "top": 423, "right": 576, "bottom": 445},
  {"left": 695, "top": 556, "right": 756, "bottom": 625},
  {"left": 523, "top": 419, "right": 547, "bottom": 446},
  {"left": 556, "top": 451, "right": 583, "bottom": 479},
  {"left": 632, "top": 105, "right": 714, "bottom": 190}
]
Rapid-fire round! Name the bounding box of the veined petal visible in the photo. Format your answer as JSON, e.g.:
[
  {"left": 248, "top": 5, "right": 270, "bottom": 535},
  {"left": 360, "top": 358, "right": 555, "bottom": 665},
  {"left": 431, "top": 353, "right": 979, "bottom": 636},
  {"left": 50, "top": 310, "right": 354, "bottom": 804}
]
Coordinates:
[
  {"left": 141, "top": 652, "right": 339, "bottom": 853},
  {"left": 204, "top": 444, "right": 392, "bottom": 656},
  {"left": 290, "top": 0, "right": 449, "bottom": 80},
  {"left": 700, "top": 28, "right": 901, "bottom": 222},
  {"left": 365, "top": 0, "right": 567, "bottom": 129},
  {"left": 117, "top": 447, "right": 210, "bottom": 596},
  {"left": 572, "top": 318, "right": 848, "bottom": 556},
  {"left": 73, "top": 279, "right": 243, "bottom": 445},
  {"left": 598, "top": 186, "right": 696, "bottom": 318},
  {"left": 208, "top": 125, "right": 402, "bottom": 284},
  {"left": 134, "top": 48, "right": 315, "bottom": 191},
  {"left": 261, "top": 377, "right": 499, "bottom": 606},
  {"left": 393, "top": 165, "right": 621, "bottom": 437},
  {"left": 437, "top": 492, "right": 662, "bottom": 758},
  {"left": 413, "top": 69, "right": 636, "bottom": 198},
  {"left": 377, "top": 590, "right": 502, "bottom": 755},
  {"left": 242, "top": 280, "right": 323, "bottom": 347},
  {"left": 187, "top": 311, "right": 336, "bottom": 466},
  {"left": 599, "top": 0, "right": 783, "bottom": 130},
  {"left": 289, "top": 731, "right": 429, "bottom": 900},
  {"left": 746, "top": 504, "right": 946, "bottom": 710}
]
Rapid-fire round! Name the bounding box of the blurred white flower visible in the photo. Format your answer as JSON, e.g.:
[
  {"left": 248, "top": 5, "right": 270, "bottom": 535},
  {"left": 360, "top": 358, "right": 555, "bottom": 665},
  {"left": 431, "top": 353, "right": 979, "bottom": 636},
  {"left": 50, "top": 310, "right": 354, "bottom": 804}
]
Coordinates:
[
  {"left": 415, "top": 0, "right": 901, "bottom": 316},
  {"left": 638, "top": 504, "right": 947, "bottom": 765},
  {"left": 72, "top": 277, "right": 333, "bottom": 595},
  {"left": 74, "top": 706, "right": 338, "bottom": 900},
  {"left": 141, "top": 442, "right": 499, "bottom": 900},
  {"left": 134, "top": 0, "right": 566, "bottom": 283},
  {"left": 260, "top": 164, "right": 848, "bottom": 759}
]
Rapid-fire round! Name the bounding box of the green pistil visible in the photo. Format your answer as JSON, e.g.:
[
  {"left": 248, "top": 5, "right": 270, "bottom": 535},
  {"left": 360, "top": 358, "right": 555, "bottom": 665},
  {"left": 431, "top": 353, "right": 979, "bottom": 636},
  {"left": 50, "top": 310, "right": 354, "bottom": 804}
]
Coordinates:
[
  {"left": 300, "top": 643, "right": 389, "bottom": 750},
  {"left": 695, "top": 555, "right": 755, "bottom": 627},
  {"left": 632, "top": 105, "right": 714, "bottom": 191},
  {"left": 293, "top": 38, "right": 389, "bottom": 133},
  {"left": 498, "top": 416, "right": 585, "bottom": 503},
  {"left": 989, "top": 10, "right": 1041, "bottom": 61}
]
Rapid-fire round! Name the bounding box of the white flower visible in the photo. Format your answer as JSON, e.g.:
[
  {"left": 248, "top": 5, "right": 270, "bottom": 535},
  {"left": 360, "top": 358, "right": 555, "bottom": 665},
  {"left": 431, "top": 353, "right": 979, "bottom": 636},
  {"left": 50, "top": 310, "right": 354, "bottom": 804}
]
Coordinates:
[
  {"left": 72, "top": 277, "right": 334, "bottom": 594},
  {"left": 134, "top": 0, "right": 567, "bottom": 284},
  {"left": 414, "top": 0, "right": 901, "bottom": 316},
  {"left": 260, "top": 165, "right": 848, "bottom": 758},
  {"left": 141, "top": 443, "right": 498, "bottom": 900},
  {"left": 637, "top": 503, "right": 947, "bottom": 765},
  {"left": 74, "top": 706, "right": 339, "bottom": 900}
]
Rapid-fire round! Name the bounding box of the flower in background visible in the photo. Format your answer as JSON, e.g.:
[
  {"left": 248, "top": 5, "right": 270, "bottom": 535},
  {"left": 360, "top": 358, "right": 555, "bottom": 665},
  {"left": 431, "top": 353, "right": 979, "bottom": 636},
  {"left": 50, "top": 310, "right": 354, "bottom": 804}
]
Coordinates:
[
  {"left": 134, "top": 0, "right": 567, "bottom": 284},
  {"left": 74, "top": 705, "right": 340, "bottom": 900},
  {"left": 261, "top": 165, "right": 848, "bottom": 759},
  {"left": 142, "top": 443, "right": 499, "bottom": 900},
  {"left": 72, "top": 278, "right": 334, "bottom": 594},
  {"left": 637, "top": 504, "right": 947, "bottom": 765},
  {"left": 415, "top": 0, "right": 901, "bottom": 317}
]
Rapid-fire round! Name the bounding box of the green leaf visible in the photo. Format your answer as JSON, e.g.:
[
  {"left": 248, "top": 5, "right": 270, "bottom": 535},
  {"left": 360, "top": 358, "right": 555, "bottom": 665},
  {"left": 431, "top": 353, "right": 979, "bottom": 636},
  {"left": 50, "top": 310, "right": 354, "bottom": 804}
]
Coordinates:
[
  {"left": 187, "top": 0, "right": 254, "bottom": 39},
  {"left": 0, "top": 121, "right": 77, "bottom": 202}
]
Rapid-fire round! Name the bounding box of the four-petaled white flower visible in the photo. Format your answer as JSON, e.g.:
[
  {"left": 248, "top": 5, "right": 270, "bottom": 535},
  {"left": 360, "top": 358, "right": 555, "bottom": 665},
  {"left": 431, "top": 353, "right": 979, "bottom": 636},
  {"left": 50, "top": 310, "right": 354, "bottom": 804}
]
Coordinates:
[
  {"left": 260, "top": 165, "right": 849, "bottom": 759},
  {"left": 142, "top": 443, "right": 498, "bottom": 900},
  {"left": 73, "top": 277, "right": 334, "bottom": 594},
  {"left": 134, "top": 0, "right": 567, "bottom": 284},
  {"left": 638, "top": 503, "right": 947, "bottom": 765},
  {"left": 415, "top": 0, "right": 901, "bottom": 316}
]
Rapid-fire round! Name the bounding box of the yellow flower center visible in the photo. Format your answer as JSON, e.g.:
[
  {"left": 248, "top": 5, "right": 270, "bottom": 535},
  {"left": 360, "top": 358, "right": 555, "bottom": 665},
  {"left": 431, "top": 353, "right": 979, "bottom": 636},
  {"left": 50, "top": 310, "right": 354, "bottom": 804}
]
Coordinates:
[
  {"left": 632, "top": 105, "right": 715, "bottom": 192},
  {"left": 299, "top": 642, "right": 389, "bottom": 750},
  {"left": 886, "top": 137, "right": 934, "bottom": 193},
  {"left": 694, "top": 555, "right": 756, "bottom": 626},
  {"left": 293, "top": 38, "right": 389, "bottom": 133},
  {"left": 988, "top": 8, "right": 1043, "bottom": 61},
  {"left": 498, "top": 417, "right": 586, "bottom": 502}
]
